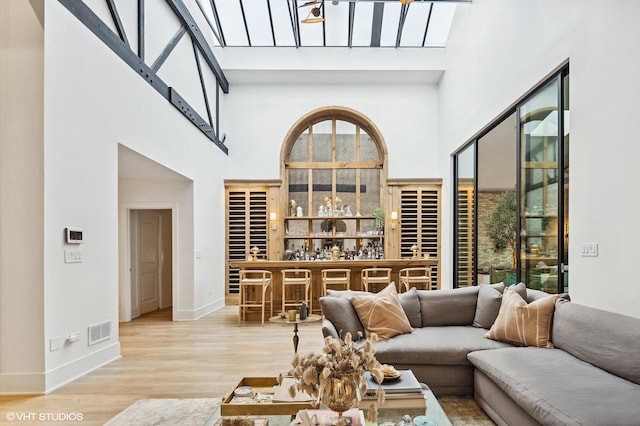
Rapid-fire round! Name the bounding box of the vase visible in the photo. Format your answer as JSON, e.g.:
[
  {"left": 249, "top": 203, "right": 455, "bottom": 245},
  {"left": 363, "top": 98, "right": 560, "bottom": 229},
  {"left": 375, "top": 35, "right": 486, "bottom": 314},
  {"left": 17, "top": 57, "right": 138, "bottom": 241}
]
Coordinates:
[{"left": 323, "top": 375, "right": 359, "bottom": 426}]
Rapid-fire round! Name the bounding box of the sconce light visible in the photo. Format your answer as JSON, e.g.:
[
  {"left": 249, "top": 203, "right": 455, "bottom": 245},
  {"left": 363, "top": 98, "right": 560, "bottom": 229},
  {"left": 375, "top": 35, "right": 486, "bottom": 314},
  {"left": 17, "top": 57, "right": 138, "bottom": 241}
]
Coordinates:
[
  {"left": 270, "top": 211, "right": 277, "bottom": 230},
  {"left": 390, "top": 211, "right": 398, "bottom": 230}
]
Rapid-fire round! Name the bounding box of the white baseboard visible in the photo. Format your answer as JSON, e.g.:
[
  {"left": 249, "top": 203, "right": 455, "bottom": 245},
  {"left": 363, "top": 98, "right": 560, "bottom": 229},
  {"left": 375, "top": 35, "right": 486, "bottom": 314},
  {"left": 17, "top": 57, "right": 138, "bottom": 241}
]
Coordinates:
[
  {"left": 0, "top": 342, "right": 121, "bottom": 395},
  {"left": 174, "top": 298, "right": 225, "bottom": 321},
  {"left": 45, "top": 341, "right": 121, "bottom": 393}
]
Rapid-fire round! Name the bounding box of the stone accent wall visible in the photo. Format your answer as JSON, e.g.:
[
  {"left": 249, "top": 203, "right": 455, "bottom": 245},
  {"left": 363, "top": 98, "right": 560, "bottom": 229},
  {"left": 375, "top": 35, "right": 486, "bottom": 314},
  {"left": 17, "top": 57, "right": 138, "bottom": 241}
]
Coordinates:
[{"left": 478, "top": 191, "right": 514, "bottom": 271}]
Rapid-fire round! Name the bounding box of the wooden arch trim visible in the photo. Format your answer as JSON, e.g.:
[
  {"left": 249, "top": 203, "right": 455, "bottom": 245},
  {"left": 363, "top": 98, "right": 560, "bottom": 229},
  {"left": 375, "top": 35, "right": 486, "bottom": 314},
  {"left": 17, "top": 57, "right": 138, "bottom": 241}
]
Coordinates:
[{"left": 279, "top": 105, "right": 389, "bottom": 172}]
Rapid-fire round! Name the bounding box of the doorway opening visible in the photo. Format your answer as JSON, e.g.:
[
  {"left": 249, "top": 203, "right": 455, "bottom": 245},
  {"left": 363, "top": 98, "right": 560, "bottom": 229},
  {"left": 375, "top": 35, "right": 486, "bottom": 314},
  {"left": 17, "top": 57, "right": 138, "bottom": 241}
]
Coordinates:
[{"left": 129, "top": 209, "right": 173, "bottom": 319}]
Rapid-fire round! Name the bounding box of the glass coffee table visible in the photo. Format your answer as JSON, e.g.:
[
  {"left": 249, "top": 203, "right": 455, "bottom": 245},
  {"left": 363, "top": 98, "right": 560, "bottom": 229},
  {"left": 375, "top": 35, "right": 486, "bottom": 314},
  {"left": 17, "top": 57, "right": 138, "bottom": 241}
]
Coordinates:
[{"left": 208, "top": 382, "right": 451, "bottom": 426}]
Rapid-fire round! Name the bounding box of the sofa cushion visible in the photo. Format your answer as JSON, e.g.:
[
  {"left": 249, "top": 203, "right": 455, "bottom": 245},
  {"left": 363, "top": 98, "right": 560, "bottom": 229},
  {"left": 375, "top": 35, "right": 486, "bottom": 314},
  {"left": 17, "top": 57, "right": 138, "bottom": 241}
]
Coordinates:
[
  {"left": 398, "top": 287, "right": 421, "bottom": 328},
  {"left": 468, "top": 347, "right": 640, "bottom": 425},
  {"left": 326, "top": 287, "right": 422, "bottom": 329},
  {"left": 373, "top": 326, "right": 512, "bottom": 366},
  {"left": 319, "top": 296, "right": 364, "bottom": 339},
  {"left": 352, "top": 283, "right": 412, "bottom": 339},
  {"left": 419, "top": 286, "right": 480, "bottom": 326},
  {"left": 552, "top": 299, "right": 640, "bottom": 385},
  {"left": 485, "top": 289, "right": 558, "bottom": 348},
  {"left": 472, "top": 283, "right": 505, "bottom": 329},
  {"left": 473, "top": 282, "right": 527, "bottom": 329}
]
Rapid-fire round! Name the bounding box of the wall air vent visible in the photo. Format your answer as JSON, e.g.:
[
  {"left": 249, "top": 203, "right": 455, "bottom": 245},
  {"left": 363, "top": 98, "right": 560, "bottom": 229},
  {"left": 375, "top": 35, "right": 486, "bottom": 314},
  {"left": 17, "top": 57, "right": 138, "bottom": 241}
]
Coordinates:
[{"left": 88, "top": 320, "right": 111, "bottom": 346}]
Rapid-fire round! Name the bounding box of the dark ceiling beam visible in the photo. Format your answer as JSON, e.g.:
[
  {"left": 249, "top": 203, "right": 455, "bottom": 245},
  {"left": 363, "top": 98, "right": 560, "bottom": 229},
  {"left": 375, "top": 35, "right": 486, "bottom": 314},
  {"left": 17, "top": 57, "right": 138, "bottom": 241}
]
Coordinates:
[
  {"left": 286, "top": 0, "right": 300, "bottom": 48},
  {"left": 395, "top": 3, "right": 409, "bottom": 48},
  {"left": 138, "top": 0, "right": 144, "bottom": 60},
  {"left": 238, "top": 0, "right": 251, "bottom": 46},
  {"left": 191, "top": 39, "right": 215, "bottom": 129},
  {"left": 421, "top": 2, "right": 434, "bottom": 47},
  {"left": 57, "top": 0, "right": 228, "bottom": 154},
  {"left": 209, "top": 0, "right": 227, "bottom": 46},
  {"left": 370, "top": 2, "right": 384, "bottom": 47},
  {"left": 347, "top": 1, "right": 355, "bottom": 48},
  {"left": 106, "top": 0, "right": 130, "bottom": 48},
  {"left": 322, "top": 1, "right": 326, "bottom": 46},
  {"left": 151, "top": 26, "right": 187, "bottom": 72},
  {"left": 195, "top": 0, "right": 224, "bottom": 46},
  {"left": 165, "top": 0, "right": 229, "bottom": 93},
  {"left": 293, "top": 0, "right": 302, "bottom": 47},
  {"left": 266, "top": 0, "right": 277, "bottom": 46},
  {"left": 330, "top": 0, "right": 470, "bottom": 2}
]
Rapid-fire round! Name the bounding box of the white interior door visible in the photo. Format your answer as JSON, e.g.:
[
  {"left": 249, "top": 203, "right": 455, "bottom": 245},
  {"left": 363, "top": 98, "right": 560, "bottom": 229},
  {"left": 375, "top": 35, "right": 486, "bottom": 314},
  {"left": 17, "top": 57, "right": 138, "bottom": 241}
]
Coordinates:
[{"left": 138, "top": 211, "right": 161, "bottom": 315}]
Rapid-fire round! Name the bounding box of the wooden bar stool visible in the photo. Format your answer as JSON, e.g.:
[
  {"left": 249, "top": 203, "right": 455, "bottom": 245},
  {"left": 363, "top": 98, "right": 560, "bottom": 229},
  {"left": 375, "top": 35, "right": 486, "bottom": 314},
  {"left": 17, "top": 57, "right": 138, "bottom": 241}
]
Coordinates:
[
  {"left": 321, "top": 269, "right": 351, "bottom": 296},
  {"left": 281, "top": 269, "right": 312, "bottom": 313},
  {"left": 238, "top": 270, "right": 273, "bottom": 326},
  {"left": 399, "top": 267, "right": 432, "bottom": 292},
  {"left": 361, "top": 267, "right": 392, "bottom": 293}
]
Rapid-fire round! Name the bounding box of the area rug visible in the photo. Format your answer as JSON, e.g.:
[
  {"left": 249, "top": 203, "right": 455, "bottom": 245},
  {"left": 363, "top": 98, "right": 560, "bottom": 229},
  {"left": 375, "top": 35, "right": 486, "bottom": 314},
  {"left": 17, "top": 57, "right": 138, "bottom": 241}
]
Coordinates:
[{"left": 105, "top": 398, "right": 221, "bottom": 426}]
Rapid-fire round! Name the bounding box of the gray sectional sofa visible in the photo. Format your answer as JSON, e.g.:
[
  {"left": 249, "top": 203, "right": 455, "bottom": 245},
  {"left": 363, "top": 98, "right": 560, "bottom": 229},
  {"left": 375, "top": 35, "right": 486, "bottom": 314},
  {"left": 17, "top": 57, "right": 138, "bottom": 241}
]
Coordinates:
[{"left": 319, "top": 284, "right": 640, "bottom": 426}]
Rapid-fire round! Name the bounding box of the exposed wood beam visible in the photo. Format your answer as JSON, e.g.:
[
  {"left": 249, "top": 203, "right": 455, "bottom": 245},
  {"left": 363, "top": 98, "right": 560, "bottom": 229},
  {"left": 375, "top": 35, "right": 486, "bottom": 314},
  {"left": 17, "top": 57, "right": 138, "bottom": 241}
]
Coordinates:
[
  {"left": 57, "top": 0, "right": 228, "bottom": 154},
  {"left": 106, "top": 0, "right": 130, "bottom": 47},
  {"left": 370, "top": 2, "right": 384, "bottom": 47},
  {"left": 165, "top": 0, "right": 229, "bottom": 93},
  {"left": 151, "top": 26, "right": 186, "bottom": 72}
]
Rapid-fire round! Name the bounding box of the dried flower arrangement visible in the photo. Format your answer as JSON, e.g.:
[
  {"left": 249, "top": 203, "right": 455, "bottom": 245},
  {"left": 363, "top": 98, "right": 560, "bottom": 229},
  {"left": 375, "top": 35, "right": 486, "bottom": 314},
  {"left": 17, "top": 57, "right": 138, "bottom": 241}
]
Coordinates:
[{"left": 287, "top": 332, "right": 386, "bottom": 406}]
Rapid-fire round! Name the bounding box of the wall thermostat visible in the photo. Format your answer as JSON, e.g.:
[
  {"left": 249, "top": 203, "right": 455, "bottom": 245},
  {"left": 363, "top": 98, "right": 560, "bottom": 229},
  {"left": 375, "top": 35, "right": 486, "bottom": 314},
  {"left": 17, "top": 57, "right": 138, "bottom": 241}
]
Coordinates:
[{"left": 65, "top": 227, "right": 84, "bottom": 244}]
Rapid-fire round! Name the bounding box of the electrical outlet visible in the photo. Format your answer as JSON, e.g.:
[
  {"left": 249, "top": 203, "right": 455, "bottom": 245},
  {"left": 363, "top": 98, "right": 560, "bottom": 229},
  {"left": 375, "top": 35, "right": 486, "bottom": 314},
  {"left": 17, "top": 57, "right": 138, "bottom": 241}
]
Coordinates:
[{"left": 582, "top": 243, "right": 598, "bottom": 257}]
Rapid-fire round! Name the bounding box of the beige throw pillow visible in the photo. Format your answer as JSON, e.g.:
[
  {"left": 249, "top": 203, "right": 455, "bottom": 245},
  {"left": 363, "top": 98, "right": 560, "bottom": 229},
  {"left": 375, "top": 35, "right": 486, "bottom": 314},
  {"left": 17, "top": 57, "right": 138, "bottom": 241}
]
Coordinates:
[
  {"left": 351, "top": 283, "right": 412, "bottom": 340},
  {"left": 485, "top": 288, "right": 559, "bottom": 348}
]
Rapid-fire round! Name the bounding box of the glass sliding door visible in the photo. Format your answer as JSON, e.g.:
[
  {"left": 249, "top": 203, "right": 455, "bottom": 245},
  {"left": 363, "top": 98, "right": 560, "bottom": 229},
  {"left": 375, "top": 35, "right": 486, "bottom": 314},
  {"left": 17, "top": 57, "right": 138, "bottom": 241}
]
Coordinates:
[
  {"left": 477, "top": 113, "right": 517, "bottom": 285},
  {"left": 518, "top": 75, "right": 568, "bottom": 293},
  {"left": 454, "top": 143, "right": 475, "bottom": 287},
  {"left": 452, "top": 66, "right": 569, "bottom": 292}
]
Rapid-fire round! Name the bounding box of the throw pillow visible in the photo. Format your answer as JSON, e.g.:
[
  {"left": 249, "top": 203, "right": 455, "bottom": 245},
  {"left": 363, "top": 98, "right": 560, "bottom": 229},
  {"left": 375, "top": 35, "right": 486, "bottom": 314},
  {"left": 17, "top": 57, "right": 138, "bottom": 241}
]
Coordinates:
[
  {"left": 319, "top": 296, "right": 365, "bottom": 339},
  {"left": 507, "top": 282, "right": 528, "bottom": 299},
  {"left": 472, "top": 282, "right": 505, "bottom": 329},
  {"left": 398, "top": 287, "right": 421, "bottom": 328},
  {"left": 351, "top": 283, "right": 412, "bottom": 340},
  {"left": 485, "top": 288, "right": 559, "bottom": 348}
]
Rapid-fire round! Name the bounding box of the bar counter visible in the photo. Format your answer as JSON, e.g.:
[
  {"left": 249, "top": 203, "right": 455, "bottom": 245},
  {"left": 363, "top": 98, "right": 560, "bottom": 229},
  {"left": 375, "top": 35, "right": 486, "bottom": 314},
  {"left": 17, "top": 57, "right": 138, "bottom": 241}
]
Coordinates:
[
  {"left": 230, "top": 258, "right": 437, "bottom": 273},
  {"left": 231, "top": 258, "right": 439, "bottom": 315}
]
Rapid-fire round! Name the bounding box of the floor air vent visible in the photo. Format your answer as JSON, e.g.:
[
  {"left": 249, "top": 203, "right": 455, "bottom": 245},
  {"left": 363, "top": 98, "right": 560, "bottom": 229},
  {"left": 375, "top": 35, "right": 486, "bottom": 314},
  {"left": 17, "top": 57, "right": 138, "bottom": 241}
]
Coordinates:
[{"left": 88, "top": 320, "right": 111, "bottom": 346}]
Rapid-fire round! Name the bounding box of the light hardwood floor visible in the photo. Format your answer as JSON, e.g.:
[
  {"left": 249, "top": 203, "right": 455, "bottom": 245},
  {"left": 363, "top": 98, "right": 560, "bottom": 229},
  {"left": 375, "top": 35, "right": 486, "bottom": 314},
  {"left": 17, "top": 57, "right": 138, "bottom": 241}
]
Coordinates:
[{"left": 0, "top": 306, "right": 493, "bottom": 425}]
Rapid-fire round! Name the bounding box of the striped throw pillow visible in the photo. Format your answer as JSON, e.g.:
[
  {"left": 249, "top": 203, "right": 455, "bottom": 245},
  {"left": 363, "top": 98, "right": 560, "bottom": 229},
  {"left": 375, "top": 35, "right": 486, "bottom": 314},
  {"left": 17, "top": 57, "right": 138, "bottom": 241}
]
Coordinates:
[
  {"left": 485, "top": 288, "right": 559, "bottom": 348},
  {"left": 351, "top": 283, "right": 412, "bottom": 340}
]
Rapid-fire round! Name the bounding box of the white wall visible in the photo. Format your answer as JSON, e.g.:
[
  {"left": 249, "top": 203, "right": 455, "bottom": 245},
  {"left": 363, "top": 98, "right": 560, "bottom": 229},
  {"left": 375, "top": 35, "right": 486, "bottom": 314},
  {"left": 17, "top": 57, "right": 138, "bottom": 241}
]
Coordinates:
[
  {"left": 222, "top": 83, "right": 441, "bottom": 180},
  {"left": 0, "top": 0, "right": 229, "bottom": 393},
  {"left": 439, "top": 0, "right": 640, "bottom": 318},
  {"left": 0, "top": 0, "right": 45, "bottom": 393}
]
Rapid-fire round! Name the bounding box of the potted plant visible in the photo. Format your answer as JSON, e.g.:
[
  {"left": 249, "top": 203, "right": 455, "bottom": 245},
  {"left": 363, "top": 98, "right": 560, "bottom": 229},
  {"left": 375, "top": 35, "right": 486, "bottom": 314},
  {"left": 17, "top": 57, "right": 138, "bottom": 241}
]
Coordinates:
[
  {"left": 374, "top": 208, "right": 385, "bottom": 232},
  {"left": 484, "top": 189, "right": 517, "bottom": 283}
]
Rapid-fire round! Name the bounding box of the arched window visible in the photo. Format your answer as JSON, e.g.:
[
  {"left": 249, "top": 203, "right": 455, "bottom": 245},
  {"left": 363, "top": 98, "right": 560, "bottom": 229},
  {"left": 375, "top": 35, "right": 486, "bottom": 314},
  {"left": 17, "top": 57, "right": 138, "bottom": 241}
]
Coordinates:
[{"left": 281, "top": 106, "right": 388, "bottom": 254}]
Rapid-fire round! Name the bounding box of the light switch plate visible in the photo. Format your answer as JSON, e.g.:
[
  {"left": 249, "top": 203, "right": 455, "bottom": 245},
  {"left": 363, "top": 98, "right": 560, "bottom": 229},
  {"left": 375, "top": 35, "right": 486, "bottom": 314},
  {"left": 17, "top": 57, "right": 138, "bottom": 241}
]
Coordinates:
[
  {"left": 581, "top": 243, "right": 598, "bottom": 257},
  {"left": 65, "top": 249, "right": 83, "bottom": 263}
]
